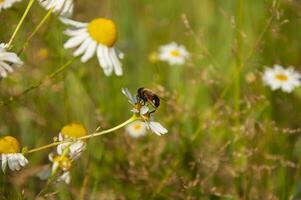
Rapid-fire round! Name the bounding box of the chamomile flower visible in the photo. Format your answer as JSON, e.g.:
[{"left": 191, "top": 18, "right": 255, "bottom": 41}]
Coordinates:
[
  {"left": 158, "top": 42, "right": 189, "bottom": 65},
  {"left": 0, "top": 43, "right": 23, "bottom": 78},
  {"left": 0, "top": 136, "right": 28, "bottom": 172},
  {"left": 122, "top": 88, "right": 168, "bottom": 136},
  {"left": 125, "top": 121, "right": 147, "bottom": 138},
  {"left": 57, "top": 123, "right": 87, "bottom": 160},
  {"left": 0, "top": 0, "right": 22, "bottom": 12},
  {"left": 262, "top": 65, "right": 301, "bottom": 93},
  {"left": 61, "top": 17, "right": 123, "bottom": 76},
  {"left": 38, "top": 0, "right": 73, "bottom": 17},
  {"left": 48, "top": 153, "right": 72, "bottom": 184}
]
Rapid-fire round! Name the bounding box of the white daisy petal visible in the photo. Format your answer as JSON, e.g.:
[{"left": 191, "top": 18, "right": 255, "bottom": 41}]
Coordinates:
[
  {"left": 38, "top": 0, "right": 74, "bottom": 17},
  {"left": 122, "top": 88, "right": 137, "bottom": 105},
  {"left": 0, "top": 0, "right": 22, "bottom": 12},
  {"left": 109, "top": 48, "right": 123, "bottom": 76},
  {"left": 81, "top": 41, "right": 97, "bottom": 62},
  {"left": 148, "top": 121, "right": 168, "bottom": 136},
  {"left": 0, "top": 43, "right": 23, "bottom": 78},
  {"left": 1, "top": 155, "right": 7, "bottom": 172},
  {"left": 64, "top": 33, "right": 89, "bottom": 49},
  {"left": 60, "top": 17, "right": 88, "bottom": 28},
  {"left": 73, "top": 38, "right": 93, "bottom": 57}
]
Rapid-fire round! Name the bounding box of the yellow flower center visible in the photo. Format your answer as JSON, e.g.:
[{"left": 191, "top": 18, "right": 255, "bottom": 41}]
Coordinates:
[
  {"left": 133, "top": 124, "right": 142, "bottom": 131},
  {"left": 53, "top": 155, "right": 72, "bottom": 171},
  {"left": 275, "top": 73, "right": 288, "bottom": 81},
  {"left": 170, "top": 50, "right": 180, "bottom": 57},
  {"left": 61, "top": 123, "right": 87, "bottom": 138},
  {"left": 87, "top": 18, "right": 117, "bottom": 47},
  {"left": 0, "top": 136, "right": 20, "bottom": 154},
  {"left": 0, "top": 0, "right": 4, "bottom": 3}
]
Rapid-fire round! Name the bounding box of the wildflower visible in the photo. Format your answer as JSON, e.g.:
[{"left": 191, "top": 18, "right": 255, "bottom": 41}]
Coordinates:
[
  {"left": 262, "top": 65, "right": 301, "bottom": 93},
  {"left": 57, "top": 123, "right": 87, "bottom": 160},
  {"left": 0, "top": 43, "right": 23, "bottom": 78},
  {"left": 38, "top": 0, "right": 73, "bottom": 17},
  {"left": 125, "top": 121, "right": 147, "bottom": 138},
  {"left": 48, "top": 153, "right": 71, "bottom": 184},
  {"left": 0, "top": 0, "right": 22, "bottom": 12},
  {"left": 158, "top": 42, "right": 189, "bottom": 65},
  {"left": 122, "top": 88, "right": 168, "bottom": 136},
  {"left": 0, "top": 136, "right": 28, "bottom": 172},
  {"left": 61, "top": 17, "right": 123, "bottom": 76}
]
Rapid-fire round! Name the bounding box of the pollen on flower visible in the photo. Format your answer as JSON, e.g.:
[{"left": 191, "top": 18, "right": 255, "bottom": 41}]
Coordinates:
[
  {"left": 0, "top": 136, "right": 20, "bottom": 154},
  {"left": 87, "top": 18, "right": 117, "bottom": 47},
  {"left": 275, "top": 73, "right": 288, "bottom": 81},
  {"left": 61, "top": 123, "right": 87, "bottom": 138}
]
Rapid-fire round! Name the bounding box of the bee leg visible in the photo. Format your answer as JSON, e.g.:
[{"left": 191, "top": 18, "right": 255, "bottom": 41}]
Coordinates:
[{"left": 149, "top": 109, "right": 157, "bottom": 114}]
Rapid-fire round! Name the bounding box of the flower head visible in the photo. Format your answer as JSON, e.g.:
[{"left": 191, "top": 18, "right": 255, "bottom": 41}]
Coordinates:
[
  {"left": 57, "top": 123, "right": 87, "bottom": 160},
  {"left": 48, "top": 153, "right": 72, "bottom": 184},
  {"left": 38, "top": 0, "right": 73, "bottom": 17},
  {"left": 0, "top": 136, "right": 28, "bottom": 172},
  {"left": 158, "top": 42, "right": 189, "bottom": 65},
  {"left": 0, "top": 43, "right": 23, "bottom": 78},
  {"left": 61, "top": 17, "right": 123, "bottom": 76},
  {"left": 0, "top": 0, "right": 22, "bottom": 12},
  {"left": 125, "top": 121, "right": 147, "bottom": 138},
  {"left": 122, "top": 88, "right": 168, "bottom": 136},
  {"left": 262, "top": 65, "right": 301, "bottom": 93}
]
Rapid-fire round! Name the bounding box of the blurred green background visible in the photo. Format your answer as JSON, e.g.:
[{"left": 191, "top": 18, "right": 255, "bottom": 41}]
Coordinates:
[{"left": 1, "top": 0, "right": 301, "bottom": 199}]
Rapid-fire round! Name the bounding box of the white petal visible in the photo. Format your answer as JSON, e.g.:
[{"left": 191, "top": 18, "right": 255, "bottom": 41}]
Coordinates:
[
  {"left": 148, "top": 121, "right": 168, "bottom": 136},
  {"left": 80, "top": 41, "right": 97, "bottom": 62},
  {"left": 60, "top": 17, "right": 87, "bottom": 28},
  {"left": 64, "top": 33, "right": 89, "bottom": 49},
  {"left": 109, "top": 48, "right": 123, "bottom": 76},
  {"left": 1, "top": 155, "right": 7, "bottom": 172}
]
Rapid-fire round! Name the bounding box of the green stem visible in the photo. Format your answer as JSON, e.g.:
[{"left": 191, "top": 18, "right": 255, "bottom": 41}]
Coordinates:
[
  {"left": 18, "top": 8, "right": 54, "bottom": 55},
  {"left": 234, "top": 0, "right": 244, "bottom": 124},
  {"left": 7, "top": 0, "right": 35, "bottom": 48},
  {"left": 0, "top": 57, "right": 76, "bottom": 107},
  {"left": 25, "top": 116, "right": 138, "bottom": 155}
]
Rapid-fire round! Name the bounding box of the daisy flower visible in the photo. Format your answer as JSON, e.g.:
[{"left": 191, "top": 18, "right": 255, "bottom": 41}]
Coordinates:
[
  {"left": 61, "top": 17, "right": 123, "bottom": 76},
  {"left": 0, "top": 136, "right": 28, "bottom": 172},
  {"left": 0, "top": 0, "right": 22, "bottom": 12},
  {"left": 158, "top": 42, "right": 189, "bottom": 65},
  {"left": 57, "top": 123, "right": 87, "bottom": 160},
  {"left": 122, "top": 88, "right": 168, "bottom": 136},
  {"left": 125, "top": 121, "right": 147, "bottom": 138},
  {"left": 48, "top": 153, "right": 72, "bottom": 184},
  {"left": 262, "top": 65, "right": 301, "bottom": 93},
  {"left": 0, "top": 43, "right": 23, "bottom": 78},
  {"left": 38, "top": 0, "right": 73, "bottom": 17}
]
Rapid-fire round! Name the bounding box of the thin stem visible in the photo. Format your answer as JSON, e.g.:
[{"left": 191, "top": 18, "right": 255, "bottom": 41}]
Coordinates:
[
  {"left": 18, "top": 8, "right": 54, "bottom": 55},
  {"left": 7, "top": 0, "right": 35, "bottom": 48},
  {"left": 234, "top": 0, "right": 244, "bottom": 123},
  {"left": 26, "top": 116, "right": 137, "bottom": 155},
  {"left": 0, "top": 57, "right": 76, "bottom": 107}
]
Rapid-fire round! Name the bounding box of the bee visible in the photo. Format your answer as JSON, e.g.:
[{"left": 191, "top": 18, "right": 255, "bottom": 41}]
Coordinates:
[{"left": 137, "top": 87, "right": 160, "bottom": 110}]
